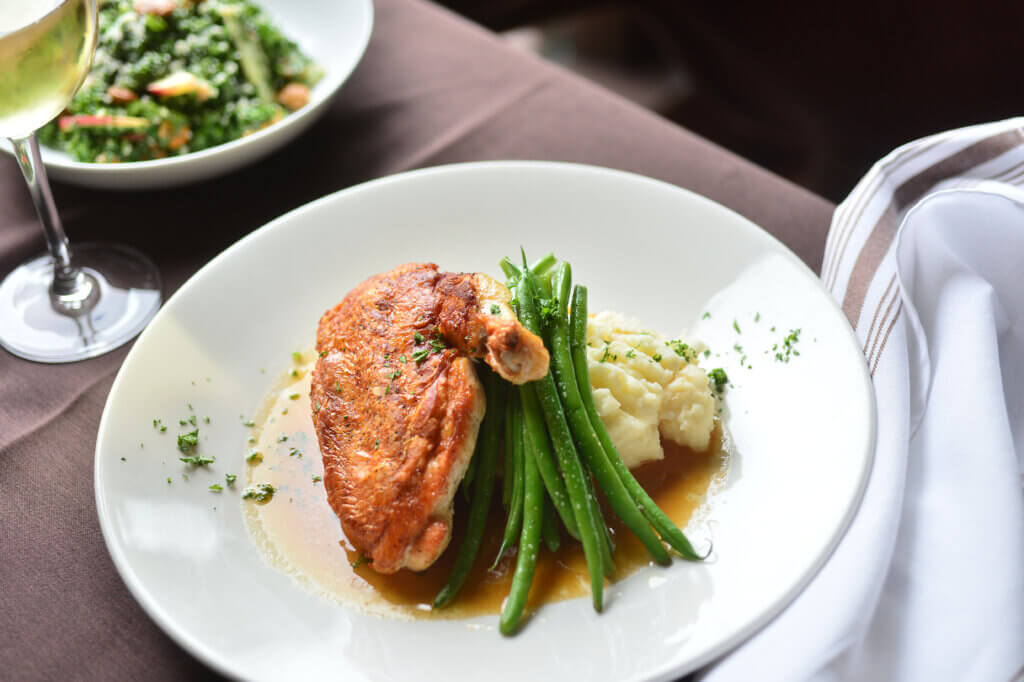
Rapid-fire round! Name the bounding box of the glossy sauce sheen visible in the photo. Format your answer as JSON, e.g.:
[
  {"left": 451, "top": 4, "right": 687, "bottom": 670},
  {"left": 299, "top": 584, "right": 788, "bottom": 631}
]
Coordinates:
[{"left": 245, "top": 358, "right": 728, "bottom": 619}]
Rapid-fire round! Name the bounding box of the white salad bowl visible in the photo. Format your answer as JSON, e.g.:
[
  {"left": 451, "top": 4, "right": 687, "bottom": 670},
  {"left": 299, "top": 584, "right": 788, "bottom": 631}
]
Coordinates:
[{"left": 1, "top": 0, "right": 373, "bottom": 190}]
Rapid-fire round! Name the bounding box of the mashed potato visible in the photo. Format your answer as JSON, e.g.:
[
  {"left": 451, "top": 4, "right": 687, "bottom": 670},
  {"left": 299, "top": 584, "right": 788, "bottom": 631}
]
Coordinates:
[{"left": 586, "top": 311, "right": 716, "bottom": 468}]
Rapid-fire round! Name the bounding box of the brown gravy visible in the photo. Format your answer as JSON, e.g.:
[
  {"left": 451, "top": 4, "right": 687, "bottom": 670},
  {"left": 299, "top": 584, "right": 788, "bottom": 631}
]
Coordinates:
[{"left": 244, "top": 360, "right": 727, "bottom": 619}]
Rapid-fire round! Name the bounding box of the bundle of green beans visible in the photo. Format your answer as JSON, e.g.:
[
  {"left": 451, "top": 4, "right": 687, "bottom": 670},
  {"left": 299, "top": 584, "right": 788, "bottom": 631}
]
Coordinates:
[{"left": 433, "top": 250, "right": 707, "bottom": 635}]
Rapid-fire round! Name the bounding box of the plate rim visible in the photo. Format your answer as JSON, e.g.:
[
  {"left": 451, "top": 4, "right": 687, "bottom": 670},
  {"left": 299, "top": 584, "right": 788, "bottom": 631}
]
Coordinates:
[
  {"left": 1, "top": 0, "right": 374, "bottom": 186},
  {"left": 94, "top": 160, "right": 877, "bottom": 680}
]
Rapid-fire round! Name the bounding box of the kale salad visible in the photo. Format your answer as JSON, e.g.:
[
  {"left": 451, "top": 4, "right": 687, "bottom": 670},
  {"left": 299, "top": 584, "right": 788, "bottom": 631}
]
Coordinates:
[{"left": 39, "top": 0, "right": 321, "bottom": 162}]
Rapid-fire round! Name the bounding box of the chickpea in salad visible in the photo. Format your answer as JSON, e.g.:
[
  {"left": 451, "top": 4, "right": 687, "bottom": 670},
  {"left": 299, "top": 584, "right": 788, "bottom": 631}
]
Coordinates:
[{"left": 38, "top": 0, "right": 321, "bottom": 163}]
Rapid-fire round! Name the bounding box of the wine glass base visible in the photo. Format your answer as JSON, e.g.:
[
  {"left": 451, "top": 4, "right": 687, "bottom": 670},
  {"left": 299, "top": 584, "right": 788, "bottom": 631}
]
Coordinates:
[{"left": 0, "top": 243, "right": 161, "bottom": 363}]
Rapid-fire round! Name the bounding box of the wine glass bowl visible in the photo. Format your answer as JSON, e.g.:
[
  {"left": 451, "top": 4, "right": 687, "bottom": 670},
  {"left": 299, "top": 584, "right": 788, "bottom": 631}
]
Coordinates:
[
  {"left": 0, "top": 0, "right": 97, "bottom": 140},
  {"left": 0, "top": 0, "right": 161, "bottom": 363}
]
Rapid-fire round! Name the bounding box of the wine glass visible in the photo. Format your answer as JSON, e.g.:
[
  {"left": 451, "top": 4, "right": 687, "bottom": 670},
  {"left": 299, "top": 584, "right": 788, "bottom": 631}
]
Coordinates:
[{"left": 0, "top": 0, "right": 161, "bottom": 363}]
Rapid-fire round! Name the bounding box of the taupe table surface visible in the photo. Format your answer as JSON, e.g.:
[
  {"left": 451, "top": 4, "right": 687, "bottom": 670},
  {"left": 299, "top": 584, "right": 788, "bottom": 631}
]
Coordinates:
[{"left": 0, "top": 0, "right": 833, "bottom": 679}]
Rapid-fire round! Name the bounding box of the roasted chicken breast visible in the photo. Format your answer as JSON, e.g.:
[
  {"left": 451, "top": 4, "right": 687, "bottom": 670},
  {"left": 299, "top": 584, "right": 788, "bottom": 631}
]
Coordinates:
[{"left": 311, "top": 263, "right": 549, "bottom": 574}]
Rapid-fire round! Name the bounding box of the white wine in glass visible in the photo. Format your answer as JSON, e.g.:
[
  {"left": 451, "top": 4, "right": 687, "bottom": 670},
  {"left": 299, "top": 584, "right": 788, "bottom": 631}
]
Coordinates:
[{"left": 0, "top": 0, "right": 161, "bottom": 363}]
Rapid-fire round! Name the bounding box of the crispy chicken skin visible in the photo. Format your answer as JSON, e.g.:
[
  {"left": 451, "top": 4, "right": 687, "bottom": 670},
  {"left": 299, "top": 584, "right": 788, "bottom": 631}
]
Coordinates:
[{"left": 311, "top": 263, "right": 549, "bottom": 574}]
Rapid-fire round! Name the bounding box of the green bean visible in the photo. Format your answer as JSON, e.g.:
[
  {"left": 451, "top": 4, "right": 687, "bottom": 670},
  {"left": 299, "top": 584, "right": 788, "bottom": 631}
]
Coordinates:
[
  {"left": 570, "top": 285, "right": 708, "bottom": 561},
  {"left": 541, "top": 494, "right": 561, "bottom": 553},
  {"left": 499, "top": 252, "right": 556, "bottom": 284},
  {"left": 500, "top": 258, "right": 520, "bottom": 282},
  {"left": 549, "top": 264, "right": 671, "bottom": 565},
  {"left": 500, "top": 255, "right": 556, "bottom": 302},
  {"left": 579, "top": 460, "right": 616, "bottom": 576},
  {"left": 519, "top": 384, "right": 579, "bottom": 539},
  {"left": 433, "top": 367, "right": 506, "bottom": 608},
  {"left": 499, "top": 429, "right": 545, "bottom": 635},
  {"left": 518, "top": 252, "right": 604, "bottom": 611},
  {"left": 492, "top": 392, "right": 525, "bottom": 569},
  {"left": 529, "top": 252, "right": 557, "bottom": 280},
  {"left": 507, "top": 264, "right": 578, "bottom": 539},
  {"left": 502, "top": 394, "right": 516, "bottom": 508}
]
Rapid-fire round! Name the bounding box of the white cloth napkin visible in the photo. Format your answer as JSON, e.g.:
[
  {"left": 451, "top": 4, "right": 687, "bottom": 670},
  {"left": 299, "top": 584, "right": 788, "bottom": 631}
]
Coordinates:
[{"left": 701, "top": 118, "right": 1024, "bottom": 681}]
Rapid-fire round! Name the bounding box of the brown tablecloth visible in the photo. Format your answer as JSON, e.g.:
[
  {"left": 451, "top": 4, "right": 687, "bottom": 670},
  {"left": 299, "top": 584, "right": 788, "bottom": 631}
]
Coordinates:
[{"left": 0, "top": 0, "right": 833, "bottom": 679}]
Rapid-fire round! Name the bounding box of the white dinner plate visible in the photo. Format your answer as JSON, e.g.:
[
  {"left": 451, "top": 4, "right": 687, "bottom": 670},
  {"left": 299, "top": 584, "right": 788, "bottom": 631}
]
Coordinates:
[
  {"left": 95, "top": 162, "right": 875, "bottom": 681},
  {"left": 1, "top": 0, "right": 373, "bottom": 190}
]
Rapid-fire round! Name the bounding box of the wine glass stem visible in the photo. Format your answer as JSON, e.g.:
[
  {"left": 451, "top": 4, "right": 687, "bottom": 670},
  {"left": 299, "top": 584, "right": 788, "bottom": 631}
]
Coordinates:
[{"left": 10, "top": 134, "right": 83, "bottom": 297}]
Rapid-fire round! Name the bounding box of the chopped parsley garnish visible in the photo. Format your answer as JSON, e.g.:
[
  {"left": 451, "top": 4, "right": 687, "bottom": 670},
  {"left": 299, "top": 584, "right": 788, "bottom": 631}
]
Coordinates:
[
  {"left": 703, "top": 349, "right": 711, "bottom": 358},
  {"left": 292, "top": 351, "right": 303, "bottom": 363},
  {"left": 242, "top": 483, "right": 275, "bottom": 503},
  {"left": 350, "top": 553, "right": 372, "bottom": 569},
  {"left": 203, "top": 416, "right": 210, "bottom": 424},
  {"left": 225, "top": 473, "right": 237, "bottom": 486},
  {"left": 538, "top": 298, "right": 559, "bottom": 325},
  {"left": 490, "top": 304, "right": 501, "bottom": 315},
  {"left": 429, "top": 337, "right": 447, "bottom": 353},
  {"left": 277, "top": 434, "right": 288, "bottom": 442},
  {"left": 153, "top": 418, "right": 167, "bottom": 432},
  {"left": 209, "top": 484, "right": 223, "bottom": 493},
  {"left": 180, "top": 455, "right": 215, "bottom": 466},
  {"left": 167, "top": 477, "right": 172, "bottom": 484},
  {"left": 290, "top": 369, "right": 300, "bottom": 378},
  {"left": 288, "top": 393, "right": 300, "bottom": 400},
  {"left": 411, "top": 348, "right": 430, "bottom": 364},
  {"left": 374, "top": 439, "right": 380, "bottom": 449},
  {"left": 177, "top": 429, "right": 199, "bottom": 452},
  {"left": 702, "top": 312, "right": 711, "bottom": 320},
  {"left": 625, "top": 349, "right": 636, "bottom": 358},
  {"left": 314, "top": 401, "right": 321, "bottom": 413},
  {"left": 399, "top": 355, "right": 407, "bottom": 363},
  {"left": 774, "top": 328, "right": 803, "bottom": 363},
  {"left": 666, "top": 339, "right": 696, "bottom": 362},
  {"left": 733, "top": 320, "right": 742, "bottom": 334},
  {"left": 733, "top": 343, "right": 744, "bottom": 354},
  {"left": 312, "top": 475, "right": 322, "bottom": 484},
  {"left": 598, "top": 344, "right": 617, "bottom": 363},
  {"left": 755, "top": 312, "right": 761, "bottom": 322},
  {"left": 413, "top": 332, "right": 425, "bottom": 343},
  {"left": 319, "top": 350, "right": 328, "bottom": 357},
  {"left": 652, "top": 353, "right": 662, "bottom": 362},
  {"left": 389, "top": 370, "right": 401, "bottom": 380},
  {"left": 288, "top": 447, "right": 302, "bottom": 458},
  {"left": 242, "top": 419, "right": 255, "bottom": 427},
  {"left": 246, "top": 450, "right": 263, "bottom": 464},
  {"left": 708, "top": 368, "right": 729, "bottom": 392},
  {"left": 334, "top": 380, "right": 342, "bottom": 393}
]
